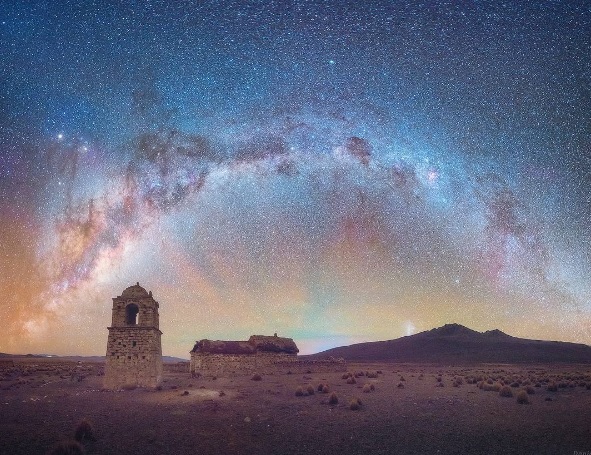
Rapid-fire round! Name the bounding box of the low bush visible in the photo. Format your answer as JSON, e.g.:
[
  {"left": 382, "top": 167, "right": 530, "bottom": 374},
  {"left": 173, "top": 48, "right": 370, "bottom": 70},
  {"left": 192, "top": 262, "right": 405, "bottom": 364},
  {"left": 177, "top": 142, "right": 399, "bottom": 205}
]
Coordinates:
[
  {"left": 499, "top": 386, "right": 513, "bottom": 397},
  {"left": 74, "top": 419, "right": 95, "bottom": 443},
  {"left": 516, "top": 390, "right": 529, "bottom": 404},
  {"left": 349, "top": 398, "right": 362, "bottom": 410},
  {"left": 328, "top": 392, "right": 338, "bottom": 405}
]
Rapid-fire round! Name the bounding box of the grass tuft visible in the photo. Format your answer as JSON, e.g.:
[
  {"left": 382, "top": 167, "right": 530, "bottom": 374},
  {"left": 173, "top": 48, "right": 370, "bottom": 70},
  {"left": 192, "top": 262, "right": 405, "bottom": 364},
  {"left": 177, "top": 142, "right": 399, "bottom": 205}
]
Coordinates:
[
  {"left": 349, "top": 398, "right": 361, "bottom": 410},
  {"left": 499, "top": 385, "right": 513, "bottom": 397},
  {"left": 74, "top": 419, "right": 95, "bottom": 443},
  {"left": 516, "top": 390, "right": 529, "bottom": 404},
  {"left": 547, "top": 382, "right": 558, "bottom": 392},
  {"left": 328, "top": 392, "right": 338, "bottom": 405}
]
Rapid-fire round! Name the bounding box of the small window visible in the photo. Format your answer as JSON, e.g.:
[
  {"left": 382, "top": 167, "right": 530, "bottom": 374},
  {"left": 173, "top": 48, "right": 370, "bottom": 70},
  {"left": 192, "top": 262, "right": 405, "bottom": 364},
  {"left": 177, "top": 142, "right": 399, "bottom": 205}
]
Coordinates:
[
  {"left": 142, "top": 356, "right": 146, "bottom": 359},
  {"left": 128, "top": 356, "right": 131, "bottom": 360},
  {"left": 117, "top": 356, "right": 119, "bottom": 359},
  {"left": 132, "top": 341, "right": 137, "bottom": 347}
]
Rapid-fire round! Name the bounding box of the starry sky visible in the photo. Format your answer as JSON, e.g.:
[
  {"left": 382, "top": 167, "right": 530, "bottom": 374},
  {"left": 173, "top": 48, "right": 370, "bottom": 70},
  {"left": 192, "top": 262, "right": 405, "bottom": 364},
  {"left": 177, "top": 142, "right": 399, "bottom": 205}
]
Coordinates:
[{"left": 1, "top": 1, "right": 590, "bottom": 358}]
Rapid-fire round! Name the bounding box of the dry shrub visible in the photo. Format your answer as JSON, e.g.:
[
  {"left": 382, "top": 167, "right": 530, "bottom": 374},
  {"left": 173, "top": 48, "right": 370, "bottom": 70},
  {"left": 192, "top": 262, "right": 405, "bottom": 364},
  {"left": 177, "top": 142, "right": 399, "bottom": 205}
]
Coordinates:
[
  {"left": 328, "top": 392, "right": 338, "bottom": 405},
  {"left": 510, "top": 382, "right": 520, "bottom": 388},
  {"left": 317, "top": 383, "right": 324, "bottom": 392},
  {"left": 370, "top": 384, "right": 375, "bottom": 391},
  {"left": 516, "top": 390, "right": 529, "bottom": 404},
  {"left": 525, "top": 386, "right": 535, "bottom": 395},
  {"left": 586, "top": 383, "right": 591, "bottom": 390},
  {"left": 322, "top": 385, "right": 330, "bottom": 394},
  {"left": 499, "top": 386, "right": 513, "bottom": 397},
  {"left": 346, "top": 377, "right": 356, "bottom": 385},
  {"left": 46, "top": 440, "right": 85, "bottom": 455},
  {"left": 74, "top": 419, "right": 95, "bottom": 443},
  {"left": 349, "top": 398, "right": 361, "bottom": 410},
  {"left": 251, "top": 373, "right": 262, "bottom": 381},
  {"left": 362, "top": 384, "right": 371, "bottom": 393},
  {"left": 397, "top": 382, "right": 404, "bottom": 389},
  {"left": 306, "top": 385, "right": 315, "bottom": 395},
  {"left": 295, "top": 386, "right": 304, "bottom": 397},
  {"left": 547, "top": 382, "right": 558, "bottom": 392},
  {"left": 342, "top": 373, "right": 350, "bottom": 380},
  {"left": 484, "top": 382, "right": 502, "bottom": 392}
]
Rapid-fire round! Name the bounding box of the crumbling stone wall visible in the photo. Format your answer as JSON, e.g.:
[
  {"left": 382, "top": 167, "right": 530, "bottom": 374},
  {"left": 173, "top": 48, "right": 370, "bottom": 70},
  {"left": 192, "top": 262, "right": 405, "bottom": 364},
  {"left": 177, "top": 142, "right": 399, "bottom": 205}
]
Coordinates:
[
  {"left": 104, "top": 327, "right": 162, "bottom": 388},
  {"left": 190, "top": 352, "right": 346, "bottom": 376}
]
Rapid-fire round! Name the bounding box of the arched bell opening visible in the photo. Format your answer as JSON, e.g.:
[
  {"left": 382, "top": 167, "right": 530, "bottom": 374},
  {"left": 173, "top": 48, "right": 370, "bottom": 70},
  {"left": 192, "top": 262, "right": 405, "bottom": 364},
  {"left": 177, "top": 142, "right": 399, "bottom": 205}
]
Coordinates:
[{"left": 125, "top": 303, "right": 139, "bottom": 325}]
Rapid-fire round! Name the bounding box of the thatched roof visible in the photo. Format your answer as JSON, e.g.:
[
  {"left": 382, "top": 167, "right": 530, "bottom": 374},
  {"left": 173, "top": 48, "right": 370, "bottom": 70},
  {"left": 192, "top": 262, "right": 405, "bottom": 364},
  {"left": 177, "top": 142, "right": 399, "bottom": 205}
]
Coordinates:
[
  {"left": 248, "top": 335, "right": 299, "bottom": 354},
  {"left": 191, "top": 334, "right": 299, "bottom": 355}
]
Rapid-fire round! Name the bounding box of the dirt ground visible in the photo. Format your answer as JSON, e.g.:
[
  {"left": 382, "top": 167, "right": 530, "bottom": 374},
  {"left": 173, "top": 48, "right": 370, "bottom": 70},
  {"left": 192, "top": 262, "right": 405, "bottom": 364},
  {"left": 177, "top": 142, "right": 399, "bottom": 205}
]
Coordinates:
[{"left": 1, "top": 358, "right": 590, "bottom": 455}]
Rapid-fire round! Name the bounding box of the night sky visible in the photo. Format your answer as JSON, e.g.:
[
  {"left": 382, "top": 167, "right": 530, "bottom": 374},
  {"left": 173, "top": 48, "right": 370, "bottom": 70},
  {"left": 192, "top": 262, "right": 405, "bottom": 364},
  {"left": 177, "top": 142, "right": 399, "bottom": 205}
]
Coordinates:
[{"left": 1, "top": 1, "right": 590, "bottom": 358}]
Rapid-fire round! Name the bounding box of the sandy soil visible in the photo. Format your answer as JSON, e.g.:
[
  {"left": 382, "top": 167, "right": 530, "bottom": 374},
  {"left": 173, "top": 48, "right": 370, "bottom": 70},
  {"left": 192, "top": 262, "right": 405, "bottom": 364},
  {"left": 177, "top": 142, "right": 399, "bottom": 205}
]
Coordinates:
[{"left": 1, "top": 359, "right": 590, "bottom": 455}]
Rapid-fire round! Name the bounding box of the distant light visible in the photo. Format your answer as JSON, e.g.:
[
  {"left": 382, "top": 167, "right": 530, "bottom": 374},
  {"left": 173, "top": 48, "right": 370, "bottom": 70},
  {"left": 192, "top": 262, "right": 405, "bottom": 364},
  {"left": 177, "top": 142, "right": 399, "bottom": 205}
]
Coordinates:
[
  {"left": 57, "top": 133, "right": 64, "bottom": 140},
  {"left": 329, "top": 60, "right": 335, "bottom": 65}
]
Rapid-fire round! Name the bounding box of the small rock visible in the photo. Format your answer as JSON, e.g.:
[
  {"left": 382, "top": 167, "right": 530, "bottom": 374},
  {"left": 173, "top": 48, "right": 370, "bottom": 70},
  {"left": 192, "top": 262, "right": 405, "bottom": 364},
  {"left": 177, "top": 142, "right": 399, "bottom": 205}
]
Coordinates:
[{"left": 244, "top": 417, "right": 251, "bottom": 423}]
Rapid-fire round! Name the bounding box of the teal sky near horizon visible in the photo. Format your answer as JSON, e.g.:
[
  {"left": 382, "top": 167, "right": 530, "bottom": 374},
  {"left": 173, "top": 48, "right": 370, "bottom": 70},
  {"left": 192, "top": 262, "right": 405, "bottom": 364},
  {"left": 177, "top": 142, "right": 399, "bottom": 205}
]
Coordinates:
[{"left": 1, "top": 1, "right": 590, "bottom": 358}]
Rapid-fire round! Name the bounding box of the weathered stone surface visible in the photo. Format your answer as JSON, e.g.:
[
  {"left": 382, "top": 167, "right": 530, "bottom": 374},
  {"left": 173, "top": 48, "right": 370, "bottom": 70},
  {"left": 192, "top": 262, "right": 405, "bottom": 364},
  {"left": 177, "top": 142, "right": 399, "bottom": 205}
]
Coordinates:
[
  {"left": 190, "top": 334, "right": 345, "bottom": 376},
  {"left": 104, "top": 283, "right": 163, "bottom": 389}
]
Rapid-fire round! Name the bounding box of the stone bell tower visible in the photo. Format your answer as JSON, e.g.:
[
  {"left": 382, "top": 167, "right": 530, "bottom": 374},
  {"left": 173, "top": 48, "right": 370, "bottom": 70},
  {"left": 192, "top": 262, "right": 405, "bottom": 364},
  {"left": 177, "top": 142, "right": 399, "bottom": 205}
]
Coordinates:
[{"left": 104, "top": 283, "right": 163, "bottom": 389}]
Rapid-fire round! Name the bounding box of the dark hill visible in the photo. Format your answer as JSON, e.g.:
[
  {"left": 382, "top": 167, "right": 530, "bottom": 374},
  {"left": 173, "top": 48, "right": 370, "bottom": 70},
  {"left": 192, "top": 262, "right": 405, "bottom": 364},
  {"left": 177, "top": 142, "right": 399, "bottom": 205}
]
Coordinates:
[{"left": 309, "top": 324, "right": 591, "bottom": 364}]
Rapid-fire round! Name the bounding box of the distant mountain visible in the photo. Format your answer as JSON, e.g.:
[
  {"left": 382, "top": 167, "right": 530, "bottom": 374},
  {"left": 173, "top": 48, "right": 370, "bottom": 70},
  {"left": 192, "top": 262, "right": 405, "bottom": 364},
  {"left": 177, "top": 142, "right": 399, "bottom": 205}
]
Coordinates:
[
  {"left": 308, "top": 324, "right": 591, "bottom": 364},
  {"left": 0, "top": 353, "right": 188, "bottom": 363}
]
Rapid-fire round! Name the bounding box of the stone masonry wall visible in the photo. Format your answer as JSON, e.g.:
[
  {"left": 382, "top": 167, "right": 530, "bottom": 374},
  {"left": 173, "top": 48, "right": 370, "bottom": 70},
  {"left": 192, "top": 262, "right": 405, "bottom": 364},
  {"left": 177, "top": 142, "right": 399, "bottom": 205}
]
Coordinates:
[
  {"left": 104, "top": 327, "right": 162, "bottom": 389},
  {"left": 190, "top": 352, "right": 346, "bottom": 376}
]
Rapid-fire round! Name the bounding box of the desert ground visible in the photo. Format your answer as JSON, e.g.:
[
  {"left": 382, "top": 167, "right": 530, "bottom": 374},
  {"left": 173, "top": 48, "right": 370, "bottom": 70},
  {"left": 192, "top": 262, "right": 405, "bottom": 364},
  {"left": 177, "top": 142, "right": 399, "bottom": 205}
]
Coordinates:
[{"left": 1, "top": 358, "right": 590, "bottom": 455}]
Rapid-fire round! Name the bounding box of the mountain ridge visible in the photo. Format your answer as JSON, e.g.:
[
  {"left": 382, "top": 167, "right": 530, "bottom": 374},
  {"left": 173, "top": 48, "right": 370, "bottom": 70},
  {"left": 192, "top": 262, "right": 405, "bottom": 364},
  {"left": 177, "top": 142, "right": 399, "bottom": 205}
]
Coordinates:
[{"left": 307, "top": 324, "right": 591, "bottom": 364}]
